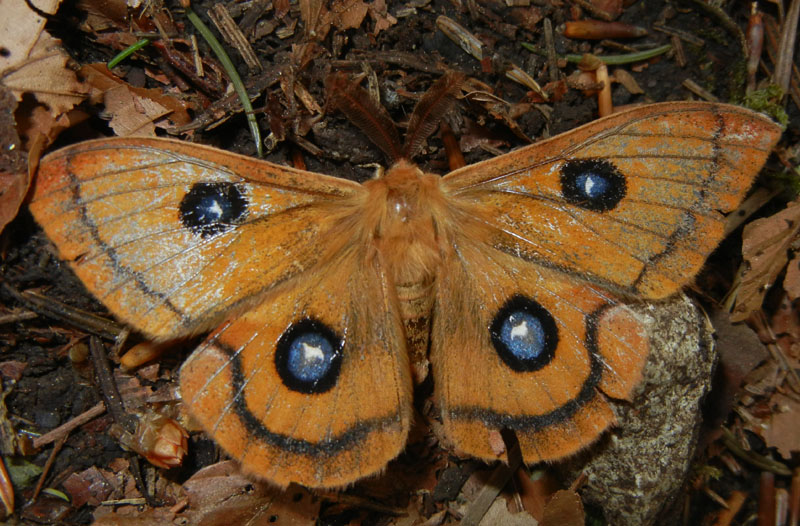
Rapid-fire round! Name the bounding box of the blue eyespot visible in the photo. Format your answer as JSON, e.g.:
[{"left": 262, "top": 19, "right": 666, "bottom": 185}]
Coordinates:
[
  {"left": 560, "top": 159, "right": 626, "bottom": 212},
  {"left": 275, "top": 318, "right": 343, "bottom": 394},
  {"left": 490, "top": 295, "right": 558, "bottom": 372},
  {"left": 179, "top": 182, "right": 248, "bottom": 237}
]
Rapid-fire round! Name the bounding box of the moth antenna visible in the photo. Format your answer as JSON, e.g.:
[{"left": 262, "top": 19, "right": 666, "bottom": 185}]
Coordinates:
[
  {"left": 325, "top": 71, "right": 403, "bottom": 164},
  {"left": 402, "top": 71, "right": 465, "bottom": 160}
]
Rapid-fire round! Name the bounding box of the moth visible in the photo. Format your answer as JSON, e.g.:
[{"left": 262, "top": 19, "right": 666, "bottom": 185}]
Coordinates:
[{"left": 29, "top": 94, "right": 781, "bottom": 488}]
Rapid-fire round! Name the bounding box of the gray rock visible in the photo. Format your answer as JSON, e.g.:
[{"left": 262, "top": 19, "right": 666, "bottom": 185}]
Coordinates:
[{"left": 555, "top": 294, "right": 716, "bottom": 526}]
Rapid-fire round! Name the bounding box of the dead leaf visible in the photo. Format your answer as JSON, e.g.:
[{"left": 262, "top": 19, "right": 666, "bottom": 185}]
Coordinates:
[
  {"left": 299, "top": 0, "right": 332, "bottom": 41},
  {"left": 92, "top": 507, "right": 177, "bottom": 525},
  {"left": 612, "top": 68, "right": 644, "bottom": 94},
  {"left": 104, "top": 84, "right": 170, "bottom": 136},
  {"left": 80, "top": 64, "right": 193, "bottom": 132},
  {"left": 515, "top": 470, "right": 561, "bottom": 521},
  {"left": 478, "top": 498, "right": 538, "bottom": 526},
  {"left": 731, "top": 200, "right": 800, "bottom": 322},
  {"left": 0, "top": 8, "right": 87, "bottom": 117},
  {"left": 369, "top": 0, "right": 397, "bottom": 36},
  {"left": 62, "top": 467, "right": 114, "bottom": 507},
  {"left": 330, "top": 0, "right": 369, "bottom": 31},
  {"left": 541, "top": 490, "right": 585, "bottom": 526},
  {"left": 770, "top": 292, "right": 800, "bottom": 339},
  {"left": 783, "top": 253, "right": 800, "bottom": 300},
  {"left": 76, "top": 0, "right": 129, "bottom": 32},
  {"left": 182, "top": 461, "right": 319, "bottom": 526},
  {"left": 762, "top": 393, "right": 800, "bottom": 459},
  {"left": 589, "top": 0, "right": 623, "bottom": 19},
  {"left": 709, "top": 309, "right": 769, "bottom": 423},
  {"left": 0, "top": 0, "right": 61, "bottom": 70},
  {"left": 0, "top": 86, "right": 28, "bottom": 233}
]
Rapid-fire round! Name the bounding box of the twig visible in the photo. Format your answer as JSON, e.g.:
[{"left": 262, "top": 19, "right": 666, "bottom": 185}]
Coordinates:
[
  {"left": 0, "top": 310, "right": 37, "bottom": 324},
  {"left": 89, "top": 337, "right": 157, "bottom": 507},
  {"left": 653, "top": 22, "right": 705, "bottom": 46},
  {"left": 32, "top": 402, "right": 106, "bottom": 449},
  {"left": 31, "top": 435, "right": 67, "bottom": 502},
  {"left": 721, "top": 428, "right": 792, "bottom": 476},
  {"left": 208, "top": 4, "right": 262, "bottom": 72},
  {"left": 544, "top": 18, "right": 559, "bottom": 82},
  {"left": 4, "top": 286, "right": 123, "bottom": 340},
  {"left": 681, "top": 78, "right": 720, "bottom": 101},
  {"left": 712, "top": 490, "right": 746, "bottom": 526},
  {"left": 759, "top": 472, "right": 776, "bottom": 526},
  {"left": 774, "top": 0, "right": 800, "bottom": 95},
  {"left": 789, "top": 468, "right": 799, "bottom": 526},
  {"left": 685, "top": 0, "right": 747, "bottom": 58}
]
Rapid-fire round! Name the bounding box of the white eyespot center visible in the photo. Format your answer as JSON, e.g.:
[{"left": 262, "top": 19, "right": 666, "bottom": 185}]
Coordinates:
[
  {"left": 300, "top": 341, "right": 325, "bottom": 364},
  {"left": 510, "top": 319, "right": 530, "bottom": 340},
  {"left": 584, "top": 175, "right": 596, "bottom": 195},
  {"left": 208, "top": 200, "right": 223, "bottom": 219}
]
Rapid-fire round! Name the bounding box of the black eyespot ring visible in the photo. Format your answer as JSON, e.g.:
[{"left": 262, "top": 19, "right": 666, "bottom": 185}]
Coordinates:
[
  {"left": 560, "top": 159, "right": 626, "bottom": 212},
  {"left": 275, "top": 318, "right": 344, "bottom": 394},
  {"left": 179, "top": 182, "right": 248, "bottom": 237},
  {"left": 490, "top": 295, "right": 558, "bottom": 372}
]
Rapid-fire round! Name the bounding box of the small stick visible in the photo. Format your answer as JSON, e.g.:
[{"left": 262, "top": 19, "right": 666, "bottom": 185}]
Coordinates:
[
  {"left": 789, "top": 468, "right": 799, "bottom": 526},
  {"left": 32, "top": 402, "right": 106, "bottom": 449},
  {"left": 759, "top": 472, "right": 776, "bottom": 526},
  {"left": 0, "top": 310, "right": 37, "bottom": 324},
  {"left": 712, "top": 490, "right": 746, "bottom": 526},
  {"left": 89, "top": 338, "right": 158, "bottom": 507},
  {"left": 8, "top": 287, "right": 123, "bottom": 340},
  {"left": 208, "top": 3, "right": 262, "bottom": 72},
  {"left": 31, "top": 435, "right": 67, "bottom": 501},
  {"left": 681, "top": 78, "right": 720, "bottom": 102},
  {"left": 544, "top": 18, "right": 559, "bottom": 82}
]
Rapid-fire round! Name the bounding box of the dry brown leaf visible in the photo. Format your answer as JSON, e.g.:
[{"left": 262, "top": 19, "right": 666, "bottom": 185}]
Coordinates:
[
  {"left": 770, "top": 292, "right": 800, "bottom": 339},
  {"left": 182, "top": 461, "right": 319, "bottom": 526},
  {"left": 104, "top": 84, "right": 170, "bottom": 136},
  {"left": 611, "top": 68, "right": 644, "bottom": 94},
  {"left": 62, "top": 467, "right": 114, "bottom": 507},
  {"left": 15, "top": 101, "right": 86, "bottom": 151},
  {"left": 515, "top": 470, "right": 561, "bottom": 521},
  {"left": 478, "top": 498, "right": 539, "bottom": 526},
  {"left": 0, "top": 1, "right": 87, "bottom": 118},
  {"left": 0, "top": 86, "right": 28, "bottom": 233},
  {"left": 761, "top": 393, "right": 800, "bottom": 459},
  {"left": 92, "top": 507, "right": 177, "bottom": 526},
  {"left": 731, "top": 200, "right": 800, "bottom": 321},
  {"left": 76, "top": 0, "right": 129, "bottom": 32},
  {"left": 0, "top": 0, "right": 60, "bottom": 69},
  {"left": 783, "top": 253, "right": 800, "bottom": 300},
  {"left": 541, "top": 490, "right": 585, "bottom": 526},
  {"left": 330, "top": 0, "right": 369, "bottom": 31},
  {"left": 80, "top": 64, "right": 192, "bottom": 132},
  {"left": 369, "top": 0, "right": 397, "bottom": 36},
  {"left": 0, "top": 168, "right": 30, "bottom": 229},
  {"left": 589, "top": 0, "right": 623, "bottom": 18},
  {"left": 299, "top": 0, "right": 332, "bottom": 40}
]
